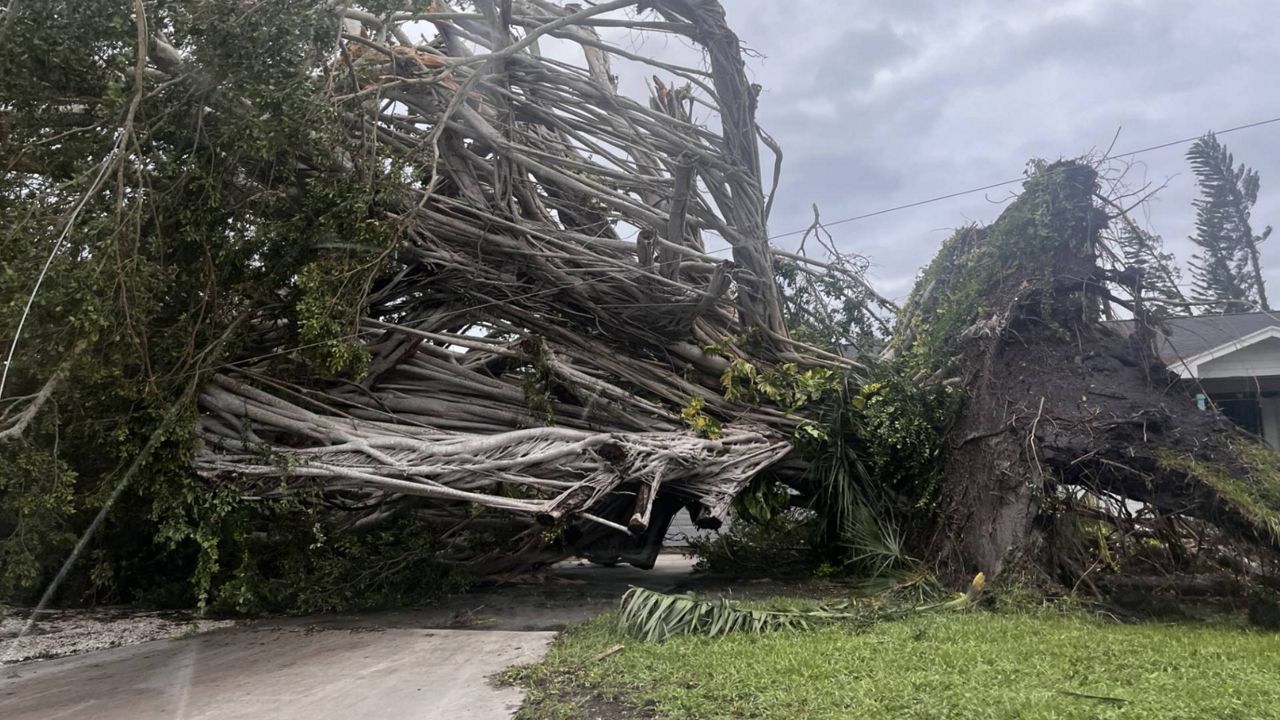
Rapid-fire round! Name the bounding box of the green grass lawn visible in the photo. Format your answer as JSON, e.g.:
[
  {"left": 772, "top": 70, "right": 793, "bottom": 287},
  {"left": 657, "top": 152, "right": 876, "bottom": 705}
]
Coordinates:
[{"left": 506, "top": 607, "right": 1280, "bottom": 719}]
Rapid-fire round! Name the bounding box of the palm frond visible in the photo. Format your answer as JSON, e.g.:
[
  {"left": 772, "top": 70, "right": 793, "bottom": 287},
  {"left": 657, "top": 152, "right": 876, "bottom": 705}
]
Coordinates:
[
  {"left": 618, "top": 586, "right": 810, "bottom": 642},
  {"left": 618, "top": 575, "right": 984, "bottom": 644},
  {"left": 1186, "top": 132, "right": 1269, "bottom": 311},
  {"left": 840, "top": 501, "right": 909, "bottom": 576},
  {"left": 805, "top": 376, "right": 876, "bottom": 542}
]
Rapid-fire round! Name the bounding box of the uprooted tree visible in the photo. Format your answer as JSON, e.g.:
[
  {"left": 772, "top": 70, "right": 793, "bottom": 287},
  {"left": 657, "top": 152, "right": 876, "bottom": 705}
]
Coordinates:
[
  {"left": 1, "top": 0, "right": 1277, "bottom": 612},
  {"left": 888, "top": 162, "right": 1280, "bottom": 590},
  {"left": 1, "top": 0, "right": 882, "bottom": 610}
]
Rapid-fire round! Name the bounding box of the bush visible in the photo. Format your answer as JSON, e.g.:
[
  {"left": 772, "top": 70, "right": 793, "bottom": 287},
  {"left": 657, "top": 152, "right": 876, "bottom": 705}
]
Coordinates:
[{"left": 685, "top": 510, "right": 819, "bottom": 576}]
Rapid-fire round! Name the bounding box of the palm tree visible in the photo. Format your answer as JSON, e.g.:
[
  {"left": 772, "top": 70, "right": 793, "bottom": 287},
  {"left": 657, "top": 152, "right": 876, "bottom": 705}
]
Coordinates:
[{"left": 1187, "top": 133, "right": 1272, "bottom": 312}]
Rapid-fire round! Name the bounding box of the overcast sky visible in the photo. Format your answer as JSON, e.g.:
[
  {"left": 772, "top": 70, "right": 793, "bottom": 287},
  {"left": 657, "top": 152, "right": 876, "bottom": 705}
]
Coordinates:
[{"left": 686, "top": 0, "right": 1280, "bottom": 301}]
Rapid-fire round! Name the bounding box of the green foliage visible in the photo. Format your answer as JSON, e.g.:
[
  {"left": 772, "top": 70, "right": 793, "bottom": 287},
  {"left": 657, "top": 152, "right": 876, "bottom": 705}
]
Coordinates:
[
  {"left": 149, "top": 476, "right": 470, "bottom": 614},
  {"left": 0, "top": 0, "right": 406, "bottom": 606},
  {"left": 774, "top": 247, "right": 893, "bottom": 354},
  {"left": 759, "top": 364, "right": 839, "bottom": 412},
  {"left": 838, "top": 501, "right": 912, "bottom": 580},
  {"left": 519, "top": 341, "right": 559, "bottom": 426},
  {"left": 718, "top": 357, "right": 838, "bottom": 411},
  {"left": 617, "top": 584, "right": 952, "bottom": 644},
  {"left": 699, "top": 334, "right": 936, "bottom": 577},
  {"left": 1110, "top": 222, "right": 1188, "bottom": 312},
  {"left": 1187, "top": 133, "right": 1272, "bottom": 312},
  {"left": 784, "top": 369, "right": 953, "bottom": 570},
  {"left": 733, "top": 476, "right": 794, "bottom": 525},
  {"left": 293, "top": 216, "right": 400, "bottom": 378},
  {"left": 852, "top": 375, "right": 955, "bottom": 518},
  {"left": 1156, "top": 441, "right": 1280, "bottom": 541},
  {"left": 795, "top": 378, "right": 875, "bottom": 547},
  {"left": 678, "top": 395, "right": 721, "bottom": 438},
  {"left": 706, "top": 283, "right": 931, "bottom": 574},
  {"left": 685, "top": 508, "right": 816, "bottom": 575},
  {"left": 688, "top": 372, "right": 952, "bottom": 582},
  {"left": 894, "top": 162, "right": 1101, "bottom": 374},
  {"left": 696, "top": 332, "right": 954, "bottom": 573},
  {"left": 0, "top": 444, "right": 78, "bottom": 601}
]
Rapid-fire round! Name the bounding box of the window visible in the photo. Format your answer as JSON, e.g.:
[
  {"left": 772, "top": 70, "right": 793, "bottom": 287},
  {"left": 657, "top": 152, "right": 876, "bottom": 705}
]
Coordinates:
[{"left": 1214, "top": 395, "right": 1263, "bottom": 437}]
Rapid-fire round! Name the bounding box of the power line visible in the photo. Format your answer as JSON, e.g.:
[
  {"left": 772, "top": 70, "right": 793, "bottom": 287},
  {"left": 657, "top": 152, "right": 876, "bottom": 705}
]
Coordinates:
[
  {"left": 47, "top": 116, "right": 1280, "bottom": 383},
  {"left": 765, "top": 114, "right": 1280, "bottom": 241}
]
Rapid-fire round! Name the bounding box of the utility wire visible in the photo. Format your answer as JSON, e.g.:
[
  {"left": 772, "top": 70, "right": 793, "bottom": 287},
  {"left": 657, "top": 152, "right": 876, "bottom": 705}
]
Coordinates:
[
  {"left": 17, "top": 117, "right": 1280, "bottom": 388},
  {"left": 184, "top": 113, "right": 1280, "bottom": 363},
  {"left": 765, "top": 114, "right": 1280, "bottom": 241}
]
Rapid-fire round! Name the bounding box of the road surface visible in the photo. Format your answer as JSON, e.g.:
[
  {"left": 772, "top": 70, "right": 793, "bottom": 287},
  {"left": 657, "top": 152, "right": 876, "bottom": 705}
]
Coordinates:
[{"left": 1, "top": 556, "right": 701, "bottom": 719}]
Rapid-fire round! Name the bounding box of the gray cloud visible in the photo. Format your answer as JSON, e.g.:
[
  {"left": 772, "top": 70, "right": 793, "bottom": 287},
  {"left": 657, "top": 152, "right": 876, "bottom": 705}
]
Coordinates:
[{"left": 711, "top": 0, "right": 1280, "bottom": 300}]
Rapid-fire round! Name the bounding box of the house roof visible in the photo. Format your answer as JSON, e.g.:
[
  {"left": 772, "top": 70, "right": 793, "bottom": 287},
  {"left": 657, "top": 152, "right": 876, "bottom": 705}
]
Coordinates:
[{"left": 1107, "top": 311, "right": 1280, "bottom": 369}]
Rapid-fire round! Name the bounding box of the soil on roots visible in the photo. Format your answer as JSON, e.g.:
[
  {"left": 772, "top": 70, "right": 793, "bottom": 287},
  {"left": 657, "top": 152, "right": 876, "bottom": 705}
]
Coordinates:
[
  {"left": 910, "top": 162, "right": 1280, "bottom": 588},
  {"left": 933, "top": 320, "right": 1264, "bottom": 580}
]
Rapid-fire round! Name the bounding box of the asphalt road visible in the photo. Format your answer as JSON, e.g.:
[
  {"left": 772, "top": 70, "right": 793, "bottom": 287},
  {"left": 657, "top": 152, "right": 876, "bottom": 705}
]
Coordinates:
[{"left": 1, "top": 556, "right": 702, "bottom": 720}]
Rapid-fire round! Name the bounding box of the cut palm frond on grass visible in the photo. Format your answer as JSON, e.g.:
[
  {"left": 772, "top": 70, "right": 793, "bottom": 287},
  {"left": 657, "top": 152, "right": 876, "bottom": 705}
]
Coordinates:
[
  {"left": 847, "top": 564, "right": 943, "bottom": 603},
  {"left": 618, "top": 573, "right": 987, "bottom": 643},
  {"left": 619, "top": 586, "right": 813, "bottom": 642}
]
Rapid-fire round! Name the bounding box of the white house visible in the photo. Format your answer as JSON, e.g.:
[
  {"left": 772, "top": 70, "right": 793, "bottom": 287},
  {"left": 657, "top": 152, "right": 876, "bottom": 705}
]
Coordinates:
[{"left": 1118, "top": 312, "right": 1280, "bottom": 450}]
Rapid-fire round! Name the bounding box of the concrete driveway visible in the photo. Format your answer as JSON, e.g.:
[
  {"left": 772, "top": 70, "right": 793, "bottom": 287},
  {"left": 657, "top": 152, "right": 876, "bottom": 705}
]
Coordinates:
[
  {"left": 1, "top": 556, "right": 702, "bottom": 719},
  {"left": 2, "top": 626, "right": 551, "bottom": 720}
]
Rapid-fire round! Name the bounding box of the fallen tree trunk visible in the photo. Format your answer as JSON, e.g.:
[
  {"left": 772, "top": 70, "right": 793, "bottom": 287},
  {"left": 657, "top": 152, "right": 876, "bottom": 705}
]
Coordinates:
[
  {"left": 179, "top": 0, "right": 862, "bottom": 571},
  {"left": 3, "top": 0, "right": 898, "bottom": 606},
  {"left": 894, "top": 162, "right": 1280, "bottom": 585},
  {"left": 196, "top": 373, "right": 789, "bottom": 561}
]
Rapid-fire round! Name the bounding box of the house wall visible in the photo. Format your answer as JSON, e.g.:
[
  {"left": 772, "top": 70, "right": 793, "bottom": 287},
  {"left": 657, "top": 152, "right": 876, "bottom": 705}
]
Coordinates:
[{"left": 1196, "top": 336, "right": 1280, "bottom": 379}]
